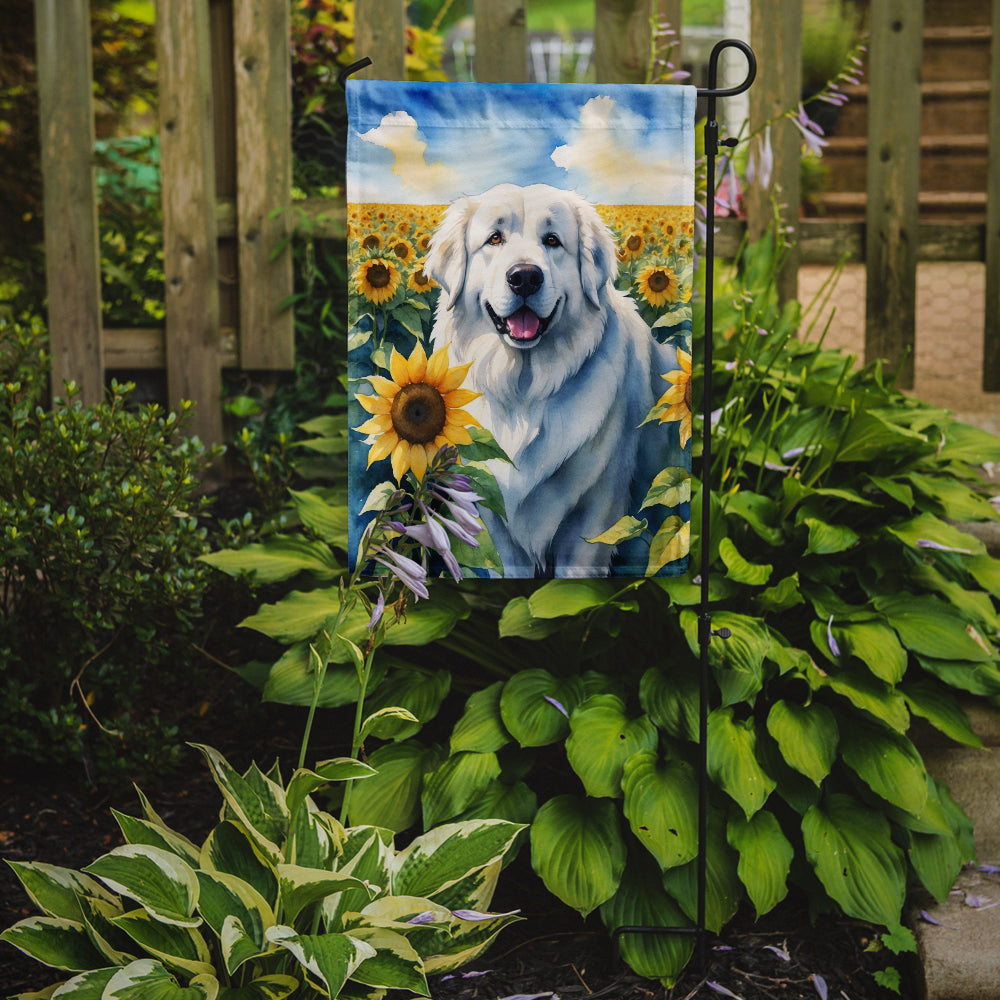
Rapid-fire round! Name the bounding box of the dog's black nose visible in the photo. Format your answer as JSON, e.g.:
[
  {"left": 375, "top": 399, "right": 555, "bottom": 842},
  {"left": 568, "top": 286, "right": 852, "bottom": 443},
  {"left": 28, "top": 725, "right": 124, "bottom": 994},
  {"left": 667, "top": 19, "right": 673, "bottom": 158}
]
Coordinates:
[{"left": 506, "top": 264, "right": 543, "bottom": 298}]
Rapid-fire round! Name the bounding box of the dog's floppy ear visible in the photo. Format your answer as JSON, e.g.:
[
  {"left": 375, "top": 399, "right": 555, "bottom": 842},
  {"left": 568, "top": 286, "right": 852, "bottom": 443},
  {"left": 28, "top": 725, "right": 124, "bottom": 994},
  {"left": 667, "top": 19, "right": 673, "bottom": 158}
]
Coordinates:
[
  {"left": 575, "top": 197, "right": 619, "bottom": 309},
  {"left": 424, "top": 197, "right": 472, "bottom": 310}
]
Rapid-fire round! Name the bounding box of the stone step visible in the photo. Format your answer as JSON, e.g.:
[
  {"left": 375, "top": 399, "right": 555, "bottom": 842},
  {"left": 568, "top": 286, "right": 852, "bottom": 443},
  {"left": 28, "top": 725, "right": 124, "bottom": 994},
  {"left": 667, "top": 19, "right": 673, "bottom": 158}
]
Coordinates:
[
  {"left": 922, "top": 25, "right": 993, "bottom": 83},
  {"left": 812, "top": 189, "right": 987, "bottom": 222}
]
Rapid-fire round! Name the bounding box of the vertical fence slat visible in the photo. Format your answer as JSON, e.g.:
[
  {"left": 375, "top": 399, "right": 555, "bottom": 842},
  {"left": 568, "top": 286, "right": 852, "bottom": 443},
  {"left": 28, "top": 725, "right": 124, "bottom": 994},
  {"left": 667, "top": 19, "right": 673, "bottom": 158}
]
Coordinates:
[
  {"left": 864, "top": 0, "right": 923, "bottom": 389},
  {"left": 354, "top": 0, "right": 406, "bottom": 79},
  {"left": 474, "top": 0, "right": 527, "bottom": 82},
  {"left": 746, "top": 0, "right": 801, "bottom": 304},
  {"left": 233, "top": 0, "right": 294, "bottom": 369},
  {"left": 34, "top": 0, "right": 103, "bottom": 405},
  {"left": 983, "top": 0, "right": 1000, "bottom": 390},
  {"left": 594, "top": 0, "right": 670, "bottom": 84},
  {"left": 157, "top": 0, "right": 223, "bottom": 445}
]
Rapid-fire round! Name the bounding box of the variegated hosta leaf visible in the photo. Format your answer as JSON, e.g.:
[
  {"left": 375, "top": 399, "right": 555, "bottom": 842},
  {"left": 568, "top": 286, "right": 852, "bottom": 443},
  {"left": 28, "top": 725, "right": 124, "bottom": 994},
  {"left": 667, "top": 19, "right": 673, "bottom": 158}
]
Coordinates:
[
  {"left": 499, "top": 669, "right": 585, "bottom": 747},
  {"left": 285, "top": 760, "right": 375, "bottom": 824},
  {"left": 529, "top": 795, "right": 626, "bottom": 917},
  {"left": 4, "top": 861, "right": 118, "bottom": 922},
  {"left": 112, "top": 810, "right": 202, "bottom": 868},
  {"left": 276, "top": 865, "right": 376, "bottom": 925},
  {"left": 566, "top": 695, "right": 658, "bottom": 799},
  {"left": 391, "top": 820, "right": 524, "bottom": 901},
  {"left": 83, "top": 845, "right": 200, "bottom": 928},
  {"left": 191, "top": 745, "right": 288, "bottom": 863},
  {"left": 765, "top": 700, "right": 838, "bottom": 786},
  {"left": 44, "top": 966, "right": 118, "bottom": 997},
  {"left": 802, "top": 793, "right": 906, "bottom": 926},
  {"left": 706, "top": 707, "right": 776, "bottom": 819},
  {"left": 344, "top": 926, "right": 429, "bottom": 995},
  {"left": 599, "top": 854, "right": 694, "bottom": 987},
  {"left": 200, "top": 822, "right": 278, "bottom": 910},
  {"left": 450, "top": 681, "right": 511, "bottom": 754},
  {"left": 110, "top": 908, "right": 214, "bottom": 979},
  {"left": 265, "top": 925, "right": 376, "bottom": 998},
  {"left": 621, "top": 751, "right": 699, "bottom": 871},
  {"left": 287, "top": 802, "right": 343, "bottom": 870},
  {"left": 420, "top": 751, "right": 502, "bottom": 829},
  {"left": 838, "top": 718, "right": 929, "bottom": 817},
  {"left": 322, "top": 829, "right": 393, "bottom": 931},
  {"left": 214, "top": 974, "right": 300, "bottom": 1000},
  {"left": 421, "top": 906, "right": 523, "bottom": 975},
  {"left": 420, "top": 860, "right": 501, "bottom": 918},
  {"left": 77, "top": 894, "right": 136, "bottom": 966},
  {"left": 726, "top": 810, "right": 793, "bottom": 918},
  {"left": 102, "top": 958, "right": 218, "bottom": 999},
  {"left": 0, "top": 916, "right": 107, "bottom": 972},
  {"left": 195, "top": 871, "right": 274, "bottom": 974}
]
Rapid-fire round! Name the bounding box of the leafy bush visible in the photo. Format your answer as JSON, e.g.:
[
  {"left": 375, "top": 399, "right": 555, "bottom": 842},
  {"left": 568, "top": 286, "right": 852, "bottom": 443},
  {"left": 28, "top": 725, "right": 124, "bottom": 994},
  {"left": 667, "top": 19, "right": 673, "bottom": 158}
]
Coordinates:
[
  {"left": 1, "top": 743, "right": 524, "bottom": 998},
  {"left": 0, "top": 317, "right": 220, "bottom": 783},
  {"left": 208, "top": 231, "right": 1000, "bottom": 985}
]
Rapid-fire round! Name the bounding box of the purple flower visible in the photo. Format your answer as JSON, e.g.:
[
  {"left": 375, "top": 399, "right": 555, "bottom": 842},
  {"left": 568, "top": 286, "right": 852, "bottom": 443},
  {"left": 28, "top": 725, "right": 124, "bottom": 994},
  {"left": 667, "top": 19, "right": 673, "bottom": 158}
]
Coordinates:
[
  {"left": 917, "top": 538, "right": 973, "bottom": 554},
  {"left": 812, "top": 974, "right": 828, "bottom": 1000},
  {"left": 706, "top": 983, "right": 742, "bottom": 999},
  {"left": 367, "top": 590, "right": 385, "bottom": 631},
  {"left": 544, "top": 695, "right": 569, "bottom": 718},
  {"left": 451, "top": 908, "right": 520, "bottom": 921},
  {"left": 396, "top": 505, "right": 463, "bottom": 582},
  {"left": 407, "top": 911, "right": 438, "bottom": 925},
  {"left": 791, "top": 104, "right": 828, "bottom": 156},
  {"left": 373, "top": 546, "right": 429, "bottom": 600},
  {"left": 747, "top": 125, "right": 774, "bottom": 191},
  {"left": 827, "top": 615, "right": 841, "bottom": 658}
]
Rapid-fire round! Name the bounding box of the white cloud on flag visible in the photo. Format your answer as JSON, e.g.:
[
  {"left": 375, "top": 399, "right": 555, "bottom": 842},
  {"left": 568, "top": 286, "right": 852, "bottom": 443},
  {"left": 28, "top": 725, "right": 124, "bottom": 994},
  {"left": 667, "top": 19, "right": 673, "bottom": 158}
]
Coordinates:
[{"left": 357, "top": 111, "right": 459, "bottom": 200}]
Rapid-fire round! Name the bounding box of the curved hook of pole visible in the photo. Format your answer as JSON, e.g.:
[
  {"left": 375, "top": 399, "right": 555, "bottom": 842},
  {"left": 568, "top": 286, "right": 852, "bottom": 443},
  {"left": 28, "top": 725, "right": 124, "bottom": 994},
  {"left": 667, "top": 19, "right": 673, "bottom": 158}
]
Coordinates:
[
  {"left": 337, "top": 56, "right": 373, "bottom": 90},
  {"left": 696, "top": 39, "right": 756, "bottom": 98}
]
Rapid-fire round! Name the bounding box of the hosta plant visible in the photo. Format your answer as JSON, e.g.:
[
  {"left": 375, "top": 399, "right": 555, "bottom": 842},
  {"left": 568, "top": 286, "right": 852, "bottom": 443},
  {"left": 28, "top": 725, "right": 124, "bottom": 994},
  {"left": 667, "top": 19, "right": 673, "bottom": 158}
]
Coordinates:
[{"left": 1, "top": 744, "right": 523, "bottom": 999}]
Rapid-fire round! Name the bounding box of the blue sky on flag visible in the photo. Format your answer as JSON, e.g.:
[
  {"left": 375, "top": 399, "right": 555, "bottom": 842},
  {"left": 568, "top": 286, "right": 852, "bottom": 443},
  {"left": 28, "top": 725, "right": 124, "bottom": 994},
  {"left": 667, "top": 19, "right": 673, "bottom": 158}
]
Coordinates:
[{"left": 346, "top": 80, "right": 696, "bottom": 207}]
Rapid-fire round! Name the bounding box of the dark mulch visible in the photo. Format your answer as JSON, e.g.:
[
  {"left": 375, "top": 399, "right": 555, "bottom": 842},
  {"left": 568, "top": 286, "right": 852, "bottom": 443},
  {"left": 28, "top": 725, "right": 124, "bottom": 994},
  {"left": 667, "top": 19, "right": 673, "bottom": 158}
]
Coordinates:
[{"left": 1, "top": 746, "right": 915, "bottom": 1000}]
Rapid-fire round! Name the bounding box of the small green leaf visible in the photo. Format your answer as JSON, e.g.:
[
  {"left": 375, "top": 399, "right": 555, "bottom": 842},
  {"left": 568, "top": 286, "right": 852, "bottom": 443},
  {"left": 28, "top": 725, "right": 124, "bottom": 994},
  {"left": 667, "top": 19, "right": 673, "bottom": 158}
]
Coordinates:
[
  {"left": 765, "top": 700, "right": 838, "bottom": 786},
  {"left": 347, "top": 740, "right": 441, "bottom": 832},
  {"left": 719, "top": 536, "right": 772, "bottom": 586},
  {"left": 450, "top": 682, "right": 511, "bottom": 754},
  {"left": 585, "top": 514, "right": 648, "bottom": 546},
  {"left": 839, "top": 718, "right": 929, "bottom": 817},
  {"left": 707, "top": 708, "right": 776, "bottom": 819},
  {"left": 639, "top": 467, "right": 691, "bottom": 510},
  {"left": 265, "top": 926, "right": 374, "bottom": 998},
  {"left": 499, "top": 670, "right": 584, "bottom": 747},
  {"left": 639, "top": 664, "right": 699, "bottom": 742},
  {"left": 526, "top": 579, "right": 618, "bottom": 618},
  {"left": 727, "top": 811, "right": 793, "bottom": 917},
  {"left": 421, "top": 751, "right": 502, "bottom": 828},
  {"left": 803, "top": 517, "right": 859, "bottom": 556}
]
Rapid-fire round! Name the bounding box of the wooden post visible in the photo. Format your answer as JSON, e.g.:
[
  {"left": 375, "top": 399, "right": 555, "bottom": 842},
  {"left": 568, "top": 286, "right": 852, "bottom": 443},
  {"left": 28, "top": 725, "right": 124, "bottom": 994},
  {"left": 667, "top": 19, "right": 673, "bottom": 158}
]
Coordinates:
[
  {"left": 354, "top": 0, "right": 406, "bottom": 80},
  {"left": 34, "top": 0, "right": 104, "bottom": 405},
  {"left": 233, "top": 0, "right": 294, "bottom": 369},
  {"left": 983, "top": 0, "right": 1000, "bottom": 391},
  {"left": 473, "top": 0, "right": 527, "bottom": 82},
  {"left": 746, "top": 0, "right": 801, "bottom": 305},
  {"left": 594, "top": 0, "right": 676, "bottom": 84},
  {"left": 864, "top": 0, "right": 923, "bottom": 389},
  {"left": 157, "top": 0, "right": 223, "bottom": 444}
]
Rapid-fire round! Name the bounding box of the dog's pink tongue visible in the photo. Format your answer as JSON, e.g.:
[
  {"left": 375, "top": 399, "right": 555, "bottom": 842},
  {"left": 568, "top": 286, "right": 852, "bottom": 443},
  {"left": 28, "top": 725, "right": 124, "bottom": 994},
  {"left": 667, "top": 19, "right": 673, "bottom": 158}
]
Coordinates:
[{"left": 507, "top": 307, "right": 540, "bottom": 341}]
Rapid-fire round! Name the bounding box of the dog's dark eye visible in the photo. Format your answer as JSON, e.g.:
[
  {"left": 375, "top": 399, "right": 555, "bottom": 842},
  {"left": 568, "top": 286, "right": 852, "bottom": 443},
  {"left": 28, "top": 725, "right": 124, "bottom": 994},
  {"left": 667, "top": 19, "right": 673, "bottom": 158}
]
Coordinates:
[
  {"left": 486, "top": 231, "right": 504, "bottom": 246},
  {"left": 542, "top": 233, "right": 562, "bottom": 247}
]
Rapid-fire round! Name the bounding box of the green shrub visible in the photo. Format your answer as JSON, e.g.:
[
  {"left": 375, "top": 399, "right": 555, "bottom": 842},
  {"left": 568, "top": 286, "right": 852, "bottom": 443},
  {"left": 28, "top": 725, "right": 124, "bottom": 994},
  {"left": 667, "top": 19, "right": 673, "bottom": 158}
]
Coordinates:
[{"left": 0, "top": 317, "right": 220, "bottom": 783}]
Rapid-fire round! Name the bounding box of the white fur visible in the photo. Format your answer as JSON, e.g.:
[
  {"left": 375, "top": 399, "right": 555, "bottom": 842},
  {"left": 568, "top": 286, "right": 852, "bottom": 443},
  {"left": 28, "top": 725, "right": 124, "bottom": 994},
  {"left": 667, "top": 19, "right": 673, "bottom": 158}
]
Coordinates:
[{"left": 424, "top": 183, "right": 669, "bottom": 577}]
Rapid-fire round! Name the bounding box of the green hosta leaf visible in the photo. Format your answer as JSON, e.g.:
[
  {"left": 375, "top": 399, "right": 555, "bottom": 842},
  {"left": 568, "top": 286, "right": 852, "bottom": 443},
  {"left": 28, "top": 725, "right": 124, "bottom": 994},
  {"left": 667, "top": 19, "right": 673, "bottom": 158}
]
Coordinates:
[
  {"left": 811, "top": 662, "right": 910, "bottom": 732},
  {"left": 755, "top": 573, "right": 804, "bottom": 614},
  {"left": 621, "top": 751, "right": 698, "bottom": 871},
  {"left": 200, "top": 535, "right": 341, "bottom": 584},
  {"left": 497, "top": 596, "right": 565, "bottom": 640},
  {"left": 200, "top": 822, "right": 278, "bottom": 910},
  {"left": 727, "top": 811, "right": 793, "bottom": 918},
  {"left": 362, "top": 667, "right": 451, "bottom": 740},
  {"left": 285, "top": 759, "right": 376, "bottom": 822},
  {"left": 75, "top": 894, "right": 135, "bottom": 966},
  {"left": 260, "top": 644, "right": 386, "bottom": 709},
  {"left": 639, "top": 664, "right": 699, "bottom": 742},
  {"left": 216, "top": 975, "right": 299, "bottom": 1000},
  {"left": 967, "top": 553, "right": 1000, "bottom": 597},
  {"left": 452, "top": 779, "right": 538, "bottom": 827},
  {"left": 834, "top": 621, "right": 907, "bottom": 684},
  {"left": 839, "top": 718, "right": 928, "bottom": 817},
  {"left": 866, "top": 474, "right": 914, "bottom": 509},
  {"left": 916, "top": 655, "right": 1000, "bottom": 697},
  {"left": 886, "top": 512, "right": 985, "bottom": 556},
  {"left": 765, "top": 700, "right": 838, "bottom": 786},
  {"left": 874, "top": 594, "right": 994, "bottom": 662},
  {"left": 661, "top": 811, "right": 741, "bottom": 933},
  {"left": 288, "top": 488, "right": 349, "bottom": 545},
  {"left": 392, "top": 820, "right": 524, "bottom": 901},
  {"left": 526, "top": 579, "right": 618, "bottom": 618},
  {"left": 4, "top": 862, "right": 118, "bottom": 923},
  {"left": 346, "top": 740, "right": 441, "bottom": 832},
  {"left": 639, "top": 467, "right": 691, "bottom": 510},
  {"left": 599, "top": 853, "right": 694, "bottom": 987},
  {"left": 803, "top": 517, "right": 859, "bottom": 556},
  {"left": 345, "top": 926, "right": 428, "bottom": 994},
  {"left": 195, "top": 871, "right": 273, "bottom": 974},
  {"left": 265, "top": 926, "right": 375, "bottom": 997},
  {"left": 565, "top": 695, "right": 658, "bottom": 798},
  {"left": 191, "top": 746, "right": 287, "bottom": 863},
  {"left": 585, "top": 514, "right": 648, "bottom": 545},
  {"left": 83, "top": 846, "right": 200, "bottom": 928},
  {"left": 499, "top": 670, "right": 584, "bottom": 747},
  {"left": 111, "top": 909, "right": 214, "bottom": 978},
  {"left": 322, "top": 829, "right": 393, "bottom": 930},
  {"left": 0, "top": 916, "right": 107, "bottom": 971},
  {"left": 359, "top": 706, "right": 421, "bottom": 742},
  {"left": 718, "top": 537, "right": 772, "bottom": 586},
  {"left": 450, "top": 682, "right": 511, "bottom": 754},
  {"left": 103, "top": 959, "right": 218, "bottom": 1000},
  {"left": 802, "top": 794, "right": 906, "bottom": 926},
  {"left": 724, "top": 490, "right": 783, "bottom": 545},
  {"left": 680, "top": 610, "right": 770, "bottom": 706},
  {"left": 277, "top": 865, "right": 374, "bottom": 925},
  {"left": 112, "top": 812, "right": 201, "bottom": 868},
  {"left": 421, "top": 751, "right": 502, "bottom": 828},
  {"left": 835, "top": 410, "right": 927, "bottom": 463},
  {"left": 707, "top": 708, "right": 776, "bottom": 818},
  {"left": 901, "top": 680, "right": 982, "bottom": 748},
  {"left": 909, "top": 813, "right": 966, "bottom": 906},
  {"left": 936, "top": 421, "right": 1000, "bottom": 464},
  {"left": 530, "top": 795, "right": 626, "bottom": 917},
  {"left": 906, "top": 472, "right": 998, "bottom": 521}
]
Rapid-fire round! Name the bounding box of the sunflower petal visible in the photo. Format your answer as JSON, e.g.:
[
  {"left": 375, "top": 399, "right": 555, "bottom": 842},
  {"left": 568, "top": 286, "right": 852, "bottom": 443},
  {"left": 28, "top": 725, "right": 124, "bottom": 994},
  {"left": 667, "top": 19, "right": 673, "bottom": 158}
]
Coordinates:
[
  {"left": 446, "top": 408, "right": 482, "bottom": 429},
  {"left": 357, "top": 391, "right": 393, "bottom": 414},
  {"left": 366, "top": 375, "right": 402, "bottom": 399},
  {"left": 367, "top": 430, "right": 399, "bottom": 467},
  {"left": 442, "top": 424, "right": 473, "bottom": 446},
  {"left": 354, "top": 413, "right": 394, "bottom": 436},
  {"left": 443, "top": 388, "right": 481, "bottom": 408},
  {"left": 425, "top": 345, "right": 451, "bottom": 386},
  {"left": 389, "top": 348, "right": 410, "bottom": 388},
  {"left": 409, "top": 442, "right": 428, "bottom": 482},
  {"left": 439, "top": 360, "right": 474, "bottom": 394},
  {"left": 390, "top": 439, "right": 411, "bottom": 483},
  {"left": 657, "top": 385, "right": 686, "bottom": 406},
  {"left": 677, "top": 349, "right": 692, "bottom": 371},
  {"left": 407, "top": 342, "right": 428, "bottom": 383}
]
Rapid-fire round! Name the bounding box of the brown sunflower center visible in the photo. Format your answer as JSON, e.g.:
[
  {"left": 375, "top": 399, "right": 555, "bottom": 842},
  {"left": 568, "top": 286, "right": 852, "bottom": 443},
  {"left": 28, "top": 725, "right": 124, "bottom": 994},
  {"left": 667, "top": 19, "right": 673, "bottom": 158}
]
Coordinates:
[
  {"left": 391, "top": 382, "right": 447, "bottom": 444},
  {"left": 626, "top": 234, "right": 643, "bottom": 252},
  {"left": 412, "top": 268, "right": 430, "bottom": 287},
  {"left": 362, "top": 234, "right": 381, "bottom": 250},
  {"left": 366, "top": 262, "right": 392, "bottom": 289},
  {"left": 684, "top": 376, "right": 692, "bottom": 409},
  {"left": 647, "top": 270, "right": 671, "bottom": 293}
]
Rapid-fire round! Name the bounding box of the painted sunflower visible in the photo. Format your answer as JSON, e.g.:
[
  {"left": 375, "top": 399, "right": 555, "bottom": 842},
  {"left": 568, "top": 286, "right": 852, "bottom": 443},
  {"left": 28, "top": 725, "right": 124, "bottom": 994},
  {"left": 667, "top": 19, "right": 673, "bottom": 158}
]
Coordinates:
[
  {"left": 387, "top": 238, "right": 415, "bottom": 264},
  {"left": 636, "top": 263, "right": 681, "bottom": 307},
  {"left": 354, "top": 342, "right": 481, "bottom": 482},
  {"left": 361, "top": 232, "right": 383, "bottom": 252},
  {"left": 655, "top": 348, "right": 692, "bottom": 448},
  {"left": 407, "top": 264, "right": 438, "bottom": 294},
  {"left": 617, "top": 231, "right": 645, "bottom": 262},
  {"left": 355, "top": 257, "right": 401, "bottom": 305}
]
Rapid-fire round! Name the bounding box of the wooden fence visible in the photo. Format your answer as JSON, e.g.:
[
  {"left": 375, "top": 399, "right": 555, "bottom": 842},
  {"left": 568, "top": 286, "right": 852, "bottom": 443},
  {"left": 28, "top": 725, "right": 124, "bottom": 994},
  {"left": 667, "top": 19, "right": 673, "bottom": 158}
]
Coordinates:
[{"left": 33, "top": 0, "right": 1000, "bottom": 445}]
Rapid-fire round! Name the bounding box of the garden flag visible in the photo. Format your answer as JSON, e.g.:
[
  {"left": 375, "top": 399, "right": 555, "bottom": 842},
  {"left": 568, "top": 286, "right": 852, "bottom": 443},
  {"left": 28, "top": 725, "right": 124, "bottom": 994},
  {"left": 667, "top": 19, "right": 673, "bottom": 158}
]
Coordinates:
[{"left": 346, "top": 80, "right": 696, "bottom": 579}]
